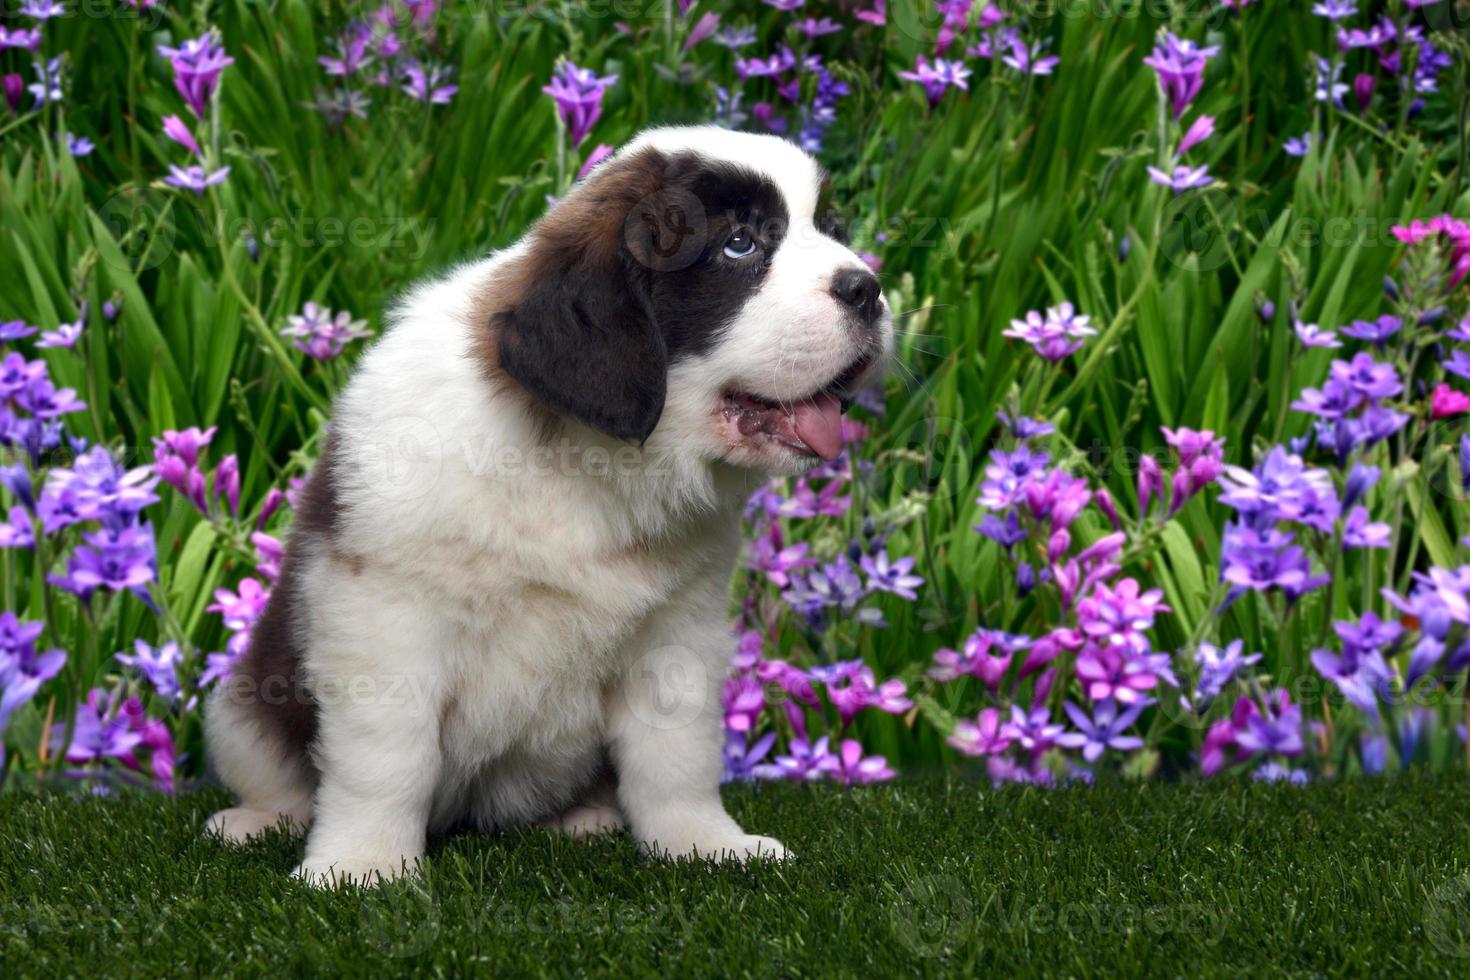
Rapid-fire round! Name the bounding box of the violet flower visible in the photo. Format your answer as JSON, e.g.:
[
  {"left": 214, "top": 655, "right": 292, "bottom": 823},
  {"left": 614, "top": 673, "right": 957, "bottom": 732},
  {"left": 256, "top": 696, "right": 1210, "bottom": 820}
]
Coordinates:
[
  {"left": 164, "top": 164, "right": 230, "bottom": 194},
  {"left": 542, "top": 60, "right": 617, "bottom": 146},
  {"left": 158, "top": 31, "right": 235, "bottom": 117},
  {"left": 1143, "top": 31, "right": 1219, "bottom": 118},
  {"left": 1055, "top": 699, "right": 1149, "bottom": 762},
  {"left": 280, "top": 301, "right": 372, "bottom": 361}
]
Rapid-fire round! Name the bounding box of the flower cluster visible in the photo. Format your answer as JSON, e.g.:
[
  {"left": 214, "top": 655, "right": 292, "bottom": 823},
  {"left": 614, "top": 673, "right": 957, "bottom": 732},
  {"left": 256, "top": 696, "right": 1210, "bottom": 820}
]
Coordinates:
[
  {"left": 280, "top": 302, "right": 373, "bottom": 362},
  {"left": 158, "top": 31, "right": 234, "bottom": 194},
  {"left": 307, "top": 2, "right": 455, "bottom": 125},
  {"left": 893, "top": 2, "right": 1058, "bottom": 107}
]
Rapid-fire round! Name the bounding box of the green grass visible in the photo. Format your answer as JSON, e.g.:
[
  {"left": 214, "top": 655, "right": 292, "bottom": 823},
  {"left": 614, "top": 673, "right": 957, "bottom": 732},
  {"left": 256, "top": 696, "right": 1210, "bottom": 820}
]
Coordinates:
[{"left": 5, "top": 779, "right": 1470, "bottom": 976}]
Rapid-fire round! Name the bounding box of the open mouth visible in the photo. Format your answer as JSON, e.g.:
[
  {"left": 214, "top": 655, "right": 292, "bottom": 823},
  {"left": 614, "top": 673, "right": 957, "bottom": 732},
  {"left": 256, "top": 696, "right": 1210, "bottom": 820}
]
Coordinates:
[{"left": 720, "top": 351, "right": 875, "bottom": 462}]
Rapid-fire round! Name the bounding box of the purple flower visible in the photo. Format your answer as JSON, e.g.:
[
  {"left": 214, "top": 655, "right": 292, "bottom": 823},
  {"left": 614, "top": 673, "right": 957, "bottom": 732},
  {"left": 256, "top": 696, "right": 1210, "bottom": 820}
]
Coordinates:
[
  {"left": 1342, "top": 506, "right": 1390, "bottom": 549},
  {"left": 1220, "top": 524, "right": 1328, "bottom": 601},
  {"left": 161, "top": 113, "right": 201, "bottom": 156},
  {"left": 1177, "top": 114, "right": 1214, "bottom": 156},
  {"left": 1076, "top": 645, "right": 1164, "bottom": 704},
  {"left": 1311, "top": 56, "right": 1348, "bottom": 107},
  {"left": 0, "top": 29, "right": 42, "bottom": 54},
  {"left": 1312, "top": 0, "right": 1357, "bottom": 18},
  {"left": 1444, "top": 350, "right": 1470, "bottom": 382},
  {"left": 20, "top": 0, "right": 66, "bottom": 18},
  {"left": 860, "top": 550, "right": 924, "bottom": 600},
  {"left": 1234, "top": 693, "right": 1305, "bottom": 757},
  {"left": 280, "top": 301, "right": 372, "bottom": 360},
  {"left": 929, "top": 628, "right": 1027, "bottom": 686},
  {"left": 41, "top": 446, "right": 159, "bottom": 532},
  {"left": 49, "top": 523, "right": 158, "bottom": 602},
  {"left": 1193, "top": 640, "right": 1262, "bottom": 702},
  {"left": 723, "top": 731, "right": 782, "bottom": 782},
  {"left": 1003, "top": 302, "right": 1095, "bottom": 362},
  {"left": 722, "top": 675, "right": 764, "bottom": 734},
  {"left": 1340, "top": 314, "right": 1400, "bottom": 346},
  {"left": 1291, "top": 378, "right": 1362, "bottom": 419},
  {"left": 830, "top": 739, "right": 895, "bottom": 785},
  {"left": 402, "top": 61, "right": 457, "bottom": 104},
  {"left": 896, "top": 55, "right": 971, "bottom": 108},
  {"left": 0, "top": 506, "right": 34, "bottom": 550},
  {"left": 0, "top": 611, "right": 65, "bottom": 727},
  {"left": 948, "top": 707, "right": 1014, "bottom": 757},
  {"left": 164, "top": 163, "right": 230, "bottom": 194},
  {"left": 116, "top": 639, "right": 185, "bottom": 703},
  {"left": 1055, "top": 699, "right": 1148, "bottom": 762},
  {"left": 1284, "top": 133, "right": 1313, "bottom": 157},
  {"left": 774, "top": 735, "right": 839, "bottom": 781},
  {"left": 794, "top": 17, "right": 841, "bottom": 39},
  {"left": 1329, "top": 352, "right": 1401, "bottom": 401},
  {"left": 1293, "top": 321, "right": 1341, "bottom": 348},
  {"left": 1077, "top": 578, "right": 1169, "bottom": 656},
  {"left": 542, "top": 60, "right": 616, "bottom": 145},
  {"left": 56, "top": 690, "right": 144, "bottom": 765},
  {"left": 27, "top": 57, "right": 63, "bottom": 107},
  {"left": 13, "top": 375, "right": 86, "bottom": 419},
  {"left": 1217, "top": 446, "right": 1335, "bottom": 524},
  {"left": 1146, "top": 164, "right": 1213, "bottom": 194},
  {"left": 747, "top": 528, "right": 815, "bottom": 588},
  {"left": 1002, "top": 705, "right": 1065, "bottom": 756},
  {"left": 63, "top": 132, "right": 94, "bottom": 157},
  {"left": 158, "top": 31, "right": 235, "bottom": 117},
  {"left": 977, "top": 446, "right": 1051, "bottom": 510},
  {"left": 320, "top": 29, "right": 375, "bottom": 78},
  {"left": 713, "top": 25, "right": 757, "bottom": 49},
  {"left": 36, "top": 320, "right": 84, "bottom": 349},
  {"left": 1142, "top": 31, "right": 1219, "bottom": 118},
  {"left": 1001, "top": 38, "right": 1059, "bottom": 77},
  {"left": 1253, "top": 762, "right": 1309, "bottom": 784},
  {"left": 976, "top": 511, "right": 1028, "bottom": 549},
  {"left": 997, "top": 411, "right": 1053, "bottom": 441},
  {"left": 0, "top": 320, "right": 36, "bottom": 342},
  {"left": 820, "top": 661, "right": 910, "bottom": 725},
  {"left": 1312, "top": 639, "right": 1395, "bottom": 716}
]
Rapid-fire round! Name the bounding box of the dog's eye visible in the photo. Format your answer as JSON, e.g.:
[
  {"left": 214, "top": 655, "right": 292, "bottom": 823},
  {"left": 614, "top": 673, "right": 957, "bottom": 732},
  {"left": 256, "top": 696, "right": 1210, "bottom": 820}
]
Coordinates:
[{"left": 723, "top": 229, "right": 757, "bottom": 259}]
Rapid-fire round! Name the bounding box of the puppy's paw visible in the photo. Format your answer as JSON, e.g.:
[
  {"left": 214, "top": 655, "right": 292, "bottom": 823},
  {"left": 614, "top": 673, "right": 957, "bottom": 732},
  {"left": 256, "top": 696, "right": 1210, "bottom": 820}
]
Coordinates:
[
  {"left": 292, "top": 853, "right": 421, "bottom": 889},
  {"left": 645, "top": 832, "right": 792, "bottom": 864},
  {"left": 546, "top": 802, "right": 626, "bottom": 840},
  {"left": 206, "top": 807, "right": 296, "bottom": 844}
]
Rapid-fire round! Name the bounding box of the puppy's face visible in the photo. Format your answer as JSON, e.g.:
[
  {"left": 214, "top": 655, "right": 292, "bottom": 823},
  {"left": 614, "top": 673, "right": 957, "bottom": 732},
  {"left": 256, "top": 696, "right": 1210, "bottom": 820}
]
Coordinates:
[{"left": 493, "top": 126, "right": 891, "bottom": 475}]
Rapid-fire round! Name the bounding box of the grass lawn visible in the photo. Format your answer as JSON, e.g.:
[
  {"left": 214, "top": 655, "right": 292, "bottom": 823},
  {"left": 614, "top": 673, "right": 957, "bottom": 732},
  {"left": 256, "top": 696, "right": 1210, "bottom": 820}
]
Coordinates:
[{"left": 4, "top": 780, "right": 1470, "bottom": 977}]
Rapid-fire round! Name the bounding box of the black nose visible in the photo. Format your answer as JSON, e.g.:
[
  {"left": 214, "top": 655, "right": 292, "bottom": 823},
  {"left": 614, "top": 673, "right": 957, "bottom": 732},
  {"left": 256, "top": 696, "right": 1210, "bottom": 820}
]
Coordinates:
[{"left": 831, "top": 267, "right": 882, "bottom": 325}]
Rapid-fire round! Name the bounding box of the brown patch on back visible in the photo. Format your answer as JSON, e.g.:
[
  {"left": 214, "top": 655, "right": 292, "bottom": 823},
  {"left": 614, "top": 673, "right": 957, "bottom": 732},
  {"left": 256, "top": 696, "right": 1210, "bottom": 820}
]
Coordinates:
[{"left": 222, "top": 438, "right": 344, "bottom": 770}]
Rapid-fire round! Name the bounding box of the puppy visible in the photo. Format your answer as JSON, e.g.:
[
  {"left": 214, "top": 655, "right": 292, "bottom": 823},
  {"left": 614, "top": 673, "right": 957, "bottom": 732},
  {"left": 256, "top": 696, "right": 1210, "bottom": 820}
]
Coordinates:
[{"left": 204, "top": 125, "right": 893, "bottom": 886}]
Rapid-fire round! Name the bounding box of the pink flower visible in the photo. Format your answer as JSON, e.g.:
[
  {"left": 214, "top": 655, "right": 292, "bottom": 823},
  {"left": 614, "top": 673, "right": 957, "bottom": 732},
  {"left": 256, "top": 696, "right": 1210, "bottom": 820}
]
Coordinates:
[
  {"left": 1431, "top": 383, "right": 1470, "bottom": 419},
  {"left": 161, "top": 114, "right": 200, "bottom": 156},
  {"left": 948, "top": 707, "right": 1014, "bottom": 756}
]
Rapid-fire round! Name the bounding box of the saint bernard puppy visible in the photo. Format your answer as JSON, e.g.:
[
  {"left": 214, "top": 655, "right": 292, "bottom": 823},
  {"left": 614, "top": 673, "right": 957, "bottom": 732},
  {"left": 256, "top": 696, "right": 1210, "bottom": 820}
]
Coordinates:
[{"left": 204, "top": 125, "right": 892, "bottom": 886}]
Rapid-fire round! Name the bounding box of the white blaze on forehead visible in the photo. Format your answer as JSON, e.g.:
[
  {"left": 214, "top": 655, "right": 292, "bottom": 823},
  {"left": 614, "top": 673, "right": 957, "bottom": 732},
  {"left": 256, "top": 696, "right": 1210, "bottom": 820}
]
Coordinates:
[{"left": 619, "top": 125, "right": 823, "bottom": 220}]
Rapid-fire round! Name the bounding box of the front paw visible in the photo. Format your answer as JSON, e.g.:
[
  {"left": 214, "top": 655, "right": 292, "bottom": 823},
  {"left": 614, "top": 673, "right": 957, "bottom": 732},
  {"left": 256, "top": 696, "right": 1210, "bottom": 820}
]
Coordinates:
[
  {"left": 292, "top": 852, "right": 421, "bottom": 889},
  {"left": 644, "top": 832, "right": 792, "bottom": 864}
]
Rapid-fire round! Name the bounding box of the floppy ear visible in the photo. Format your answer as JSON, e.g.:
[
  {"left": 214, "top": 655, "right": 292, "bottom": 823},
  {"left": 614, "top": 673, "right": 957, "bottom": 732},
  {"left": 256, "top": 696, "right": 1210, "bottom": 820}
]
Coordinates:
[{"left": 495, "top": 149, "right": 674, "bottom": 444}]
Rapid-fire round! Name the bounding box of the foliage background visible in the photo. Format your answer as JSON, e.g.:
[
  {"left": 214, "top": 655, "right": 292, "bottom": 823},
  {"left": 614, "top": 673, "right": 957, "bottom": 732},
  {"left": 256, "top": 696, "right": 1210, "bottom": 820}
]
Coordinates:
[{"left": 1, "top": 0, "right": 1469, "bottom": 788}]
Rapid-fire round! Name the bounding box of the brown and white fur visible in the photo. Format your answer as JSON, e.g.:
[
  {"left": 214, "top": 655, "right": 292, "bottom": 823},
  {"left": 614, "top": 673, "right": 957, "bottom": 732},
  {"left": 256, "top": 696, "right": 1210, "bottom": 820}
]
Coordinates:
[{"left": 204, "top": 125, "right": 892, "bottom": 887}]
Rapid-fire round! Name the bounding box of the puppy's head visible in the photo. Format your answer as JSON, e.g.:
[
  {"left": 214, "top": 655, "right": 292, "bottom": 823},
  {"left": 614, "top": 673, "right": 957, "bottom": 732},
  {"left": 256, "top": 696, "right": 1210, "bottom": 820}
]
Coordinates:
[{"left": 492, "top": 125, "right": 891, "bottom": 475}]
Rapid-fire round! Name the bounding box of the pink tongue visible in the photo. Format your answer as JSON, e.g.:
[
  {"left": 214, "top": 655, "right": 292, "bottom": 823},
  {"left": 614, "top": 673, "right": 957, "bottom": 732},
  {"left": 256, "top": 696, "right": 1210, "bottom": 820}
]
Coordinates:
[{"left": 790, "top": 393, "right": 844, "bottom": 461}]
